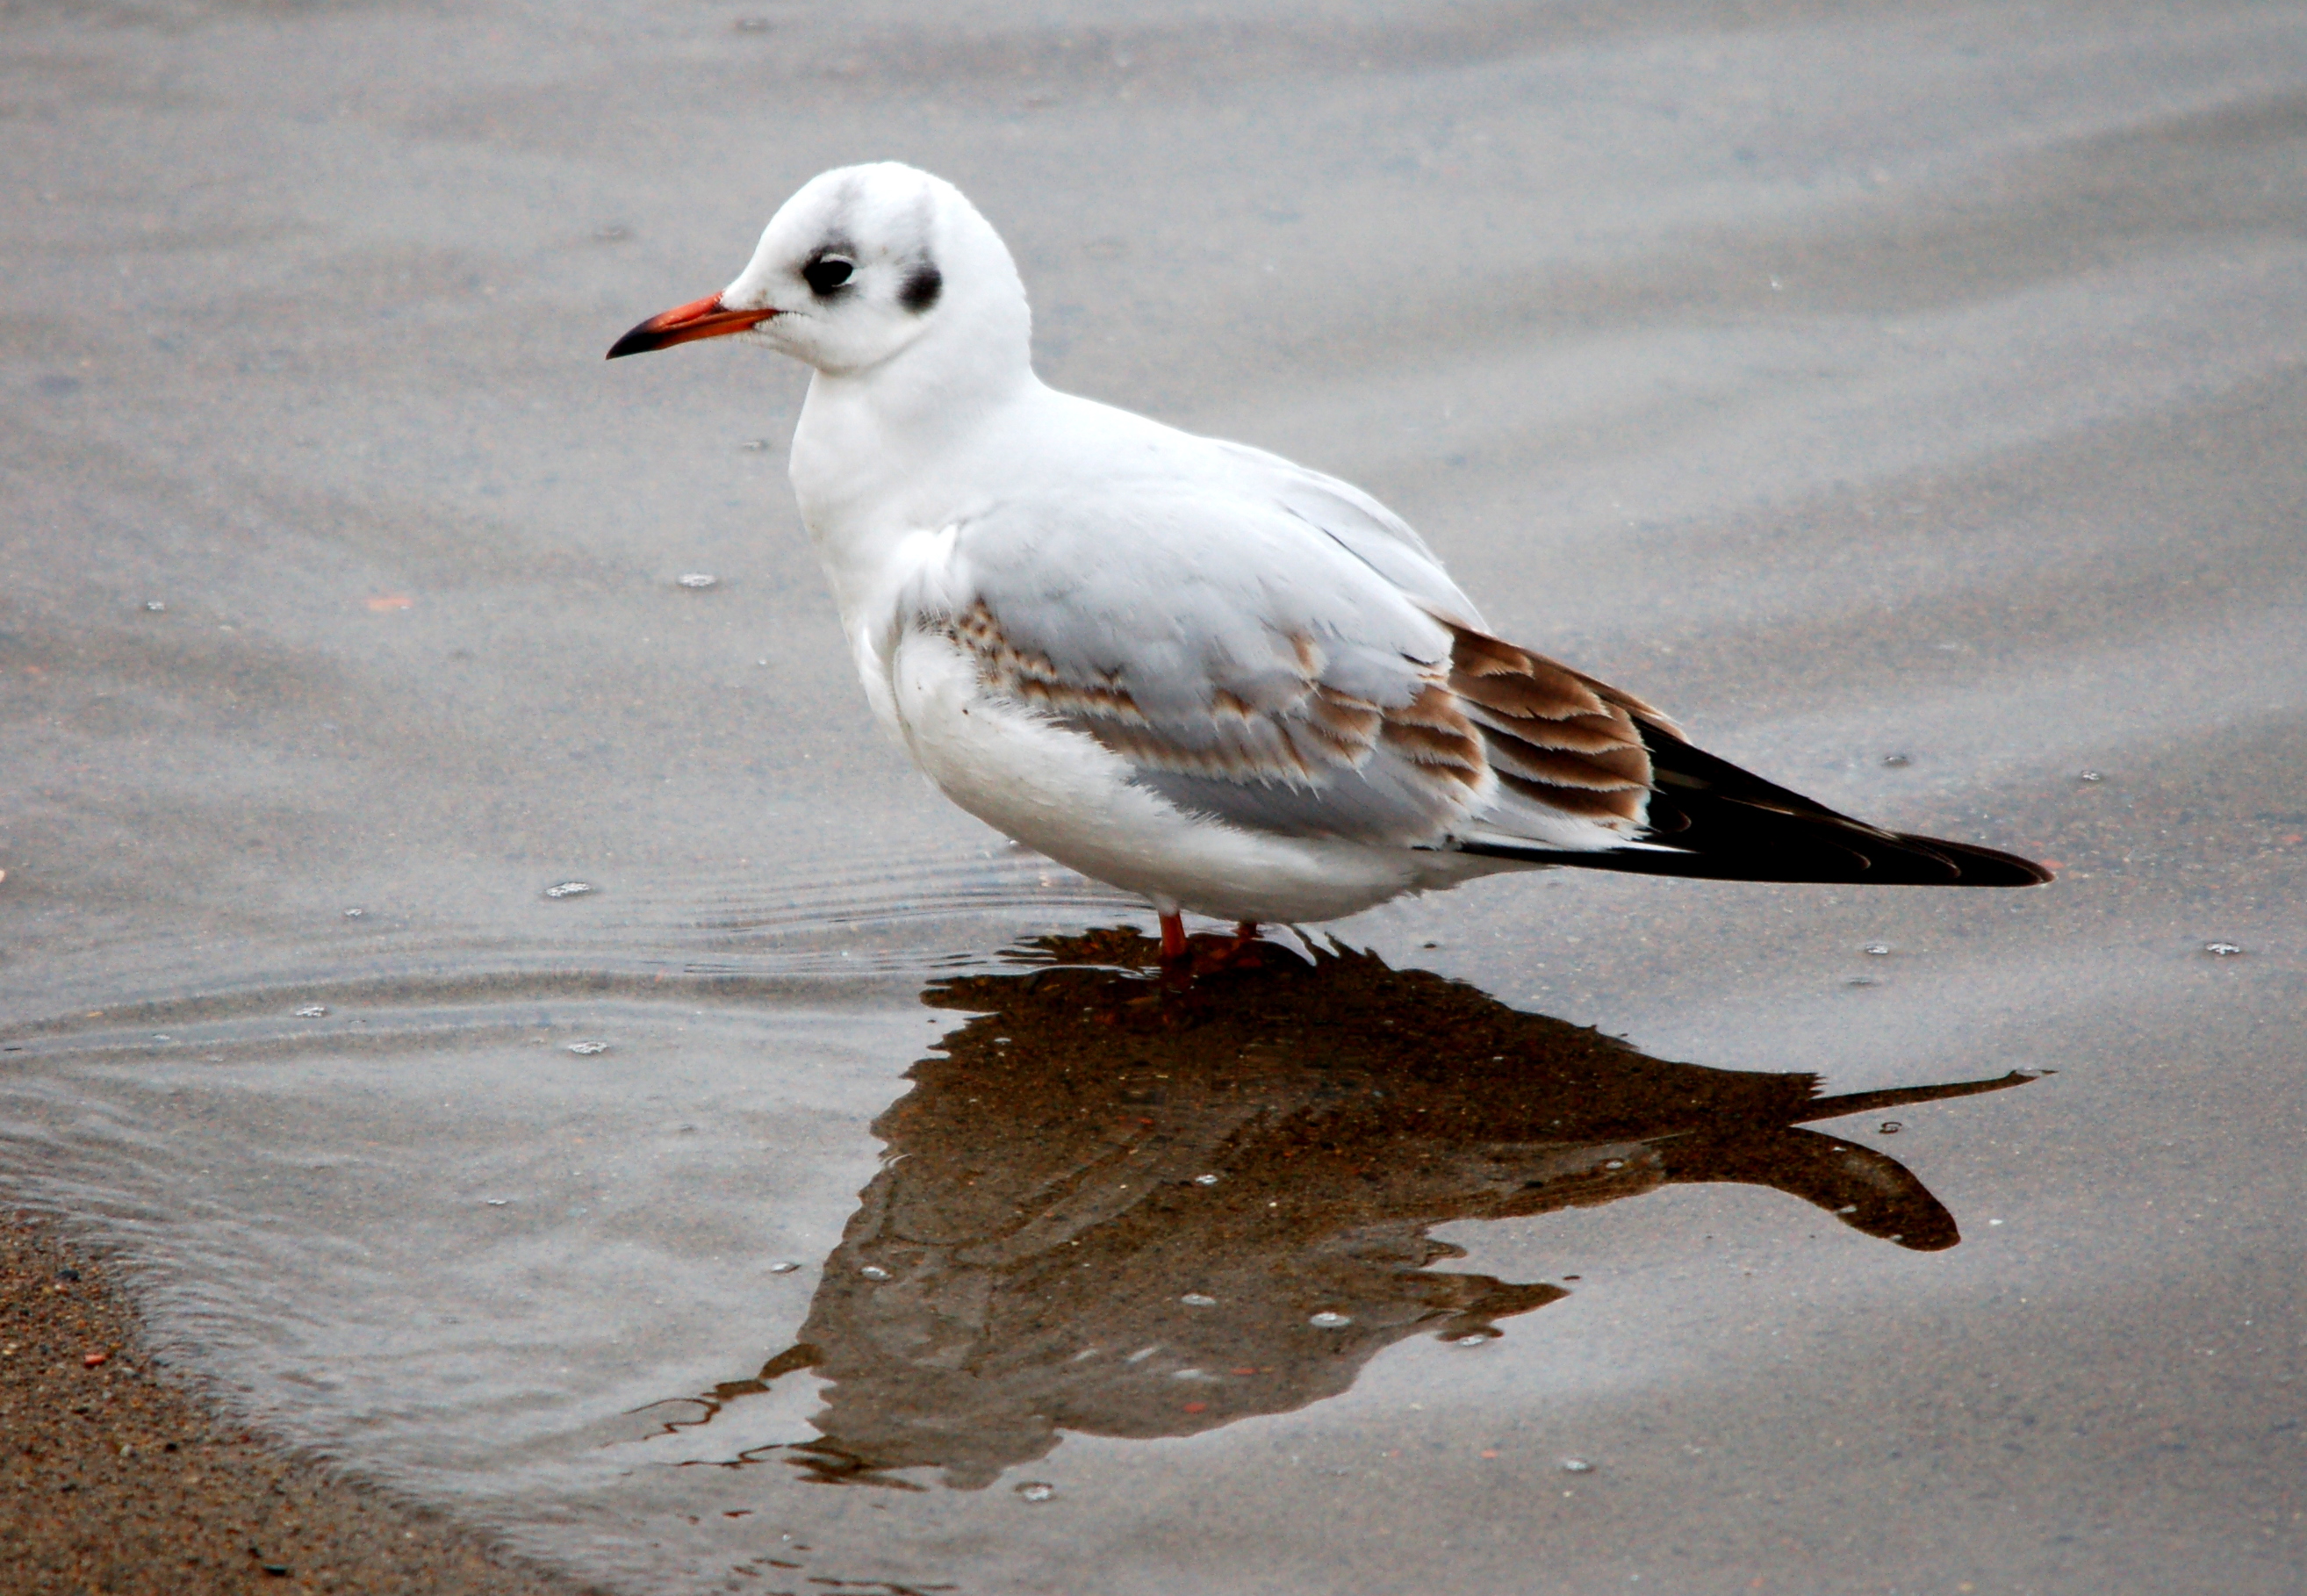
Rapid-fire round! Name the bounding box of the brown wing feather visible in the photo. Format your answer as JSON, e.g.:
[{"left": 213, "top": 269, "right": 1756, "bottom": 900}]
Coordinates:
[
  {"left": 1442, "top": 622, "right": 1664, "bottom": 829},
  {"left": 946, "top": 600, "right": 1680, "bottom": 838},
  {"left": 936, "top": 598, "right": 1513, "bottom": 845},
  {"left": 1375, "top": 683, "right": 1487, "bottom": 789},
  {"left": 1438, "top": 620, "right": 2055, "bottom": 887},
  {"left": 949, "top": 599, "right": 1436, "bottom": 786}
]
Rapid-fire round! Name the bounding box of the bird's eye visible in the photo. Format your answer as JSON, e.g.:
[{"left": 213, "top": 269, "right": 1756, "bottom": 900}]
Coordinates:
[{"left": 803, "top": 256, "right": 855, "bottom": 296}]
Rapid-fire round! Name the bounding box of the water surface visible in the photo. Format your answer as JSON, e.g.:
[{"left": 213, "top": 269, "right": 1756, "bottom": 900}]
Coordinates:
[{"left": 4, "top": 2, "right": 2303, "bottom": 1591}]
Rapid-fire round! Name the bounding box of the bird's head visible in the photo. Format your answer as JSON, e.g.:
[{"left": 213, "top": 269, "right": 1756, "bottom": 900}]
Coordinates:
[{"left": 607, "top": 162, "right": 1029, "bottom": 381}]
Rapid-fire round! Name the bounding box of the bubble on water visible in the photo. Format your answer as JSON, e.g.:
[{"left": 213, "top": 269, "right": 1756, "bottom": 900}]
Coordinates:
[
  {"left": 1192, "top": 1173, "right": 1219, "bottom": 1186},
  {"left": 766, "top": 1262, "right": 801, "bottom": 1275},
  {"left": 142, "top": 600, "right": 166, "bottom": 613},
  {"left": 1603, "top": 1160, "right": 1625, "bottom": 1170},
  {"left": 1180, "top": 1293, "right": 1218, "bottom": 1307},
  {"left": 485, "top": 1198, "right": 509, "bottom": 1207},
  {"left": 1560, "top": 1456, "right": 1595, "bottom": 1474},
  {"left": 150, "top": 1034, "right": 171, "bottom": 1043},
  {"left": 1880, "top": 753, "right": 1911, "bottom": 767},
  {"left": 294, "top": 1005, "right": 328, "bottom": 1018},
  {"left": 1014, "top": 1481, "right": 1056, "bottom": 1503},
  {"left": 677, "top": 572, "right": 718, "bottom": 589},
  {"left": 732, "top": 16, "right": 773, "bottom": 32},
  {"left": 566, "top": 1040, "right": 609, "bottom": 1056},
  {"left": 739, "top": 439, "right": 773, "bottom": 452},
  {"left": 543, "top": 881, "right": 593, "bottom": 899},
  {"left": 859, "top": 1265, "right": 891, "bottom": 1281},
  {"left": 1878, "top": 1121, "right": 1903, "bottom": 1134},
  {"left": 342, "top": 908, "right": 364, "bottom": 919},
  {"left": 1450, "top": 1328, "right": 1501, "bottom": 1346},
  {"left": 1862, "top": 942, "right": 1892, "bottom": 956},
  {"left": 1845, "top": 976, "right": 1879, "bottom": 988},
  {"left": 1308, "top": 1312, "right": 1352, "bottom": 1329},
  {"left": 2203, "top": 941, "right": 2245, "bottom": 957},
  {"left": 2078, "top": 770, "right": 2104, "bottom": 783}
]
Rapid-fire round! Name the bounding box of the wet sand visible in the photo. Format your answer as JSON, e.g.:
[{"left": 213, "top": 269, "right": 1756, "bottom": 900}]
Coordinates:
[{"left": 2, "top": 1210, "right": 592, "bottom": 1596}]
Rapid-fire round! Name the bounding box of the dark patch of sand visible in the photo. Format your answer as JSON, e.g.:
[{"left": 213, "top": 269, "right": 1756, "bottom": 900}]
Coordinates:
[{"left": 1, "top": 1211, "right": 596, "bottom": 1596}]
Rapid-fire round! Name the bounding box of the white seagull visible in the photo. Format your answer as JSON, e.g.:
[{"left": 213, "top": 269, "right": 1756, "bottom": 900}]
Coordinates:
[{"left": 609, "top": 162, "right": 2047, "bottom": 962}]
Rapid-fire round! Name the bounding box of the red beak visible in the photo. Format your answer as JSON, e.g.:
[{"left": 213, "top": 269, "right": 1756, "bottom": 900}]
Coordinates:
[{"left": 605, "top": 294, "right": 778, "bottom": 359}]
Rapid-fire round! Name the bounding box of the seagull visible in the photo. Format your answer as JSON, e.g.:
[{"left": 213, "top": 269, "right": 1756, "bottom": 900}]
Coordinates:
[{"left": 608, "top": 162, "right": 2049, "bottom": 961}]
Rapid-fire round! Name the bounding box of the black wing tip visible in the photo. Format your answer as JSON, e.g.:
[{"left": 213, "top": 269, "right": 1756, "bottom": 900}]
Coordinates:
[
  {"left": 1457, "top": 832, "right": 2055, "bottom": 888},
  {"left": 1915, "top": 838, "right": 2055, "bottom": 888},
  {"left": 1467, "top": 702, "right": 2056, "bottom": 887}
]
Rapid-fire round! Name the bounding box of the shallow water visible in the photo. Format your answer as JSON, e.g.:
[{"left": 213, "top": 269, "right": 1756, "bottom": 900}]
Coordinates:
[{"left": 4, "top": 2, "right": 2304, "bottom": 1592}]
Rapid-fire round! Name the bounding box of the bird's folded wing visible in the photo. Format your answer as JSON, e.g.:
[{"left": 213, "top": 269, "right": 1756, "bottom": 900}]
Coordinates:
[
  {"left": 1441, "top": 622, "right": 1672, "bottom": 831},
  {"left": 909, "top": 486, "right": 1657, "bottom": 852},
  {"left": 1199, "top": 437, "right": 1488, "bottom": 631}
]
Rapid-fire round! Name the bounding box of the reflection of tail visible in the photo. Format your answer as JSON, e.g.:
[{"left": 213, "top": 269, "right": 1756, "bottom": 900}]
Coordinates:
[
  {"left": 1463, "top": 721, "right": 2052, "bottom": 887},
  {"left": 1662, "top": 1129, "right": 1958, "bottom": 1250},
  {"left": 1650, "top": 1069, "right": 2043, "bottom": 1250},
  {"left": 1651, "top": 1068, "right": 2042, "bottom": 1251}
]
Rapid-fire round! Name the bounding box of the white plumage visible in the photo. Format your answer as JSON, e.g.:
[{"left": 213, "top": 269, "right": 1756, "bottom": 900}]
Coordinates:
[{"left": 608, "top": 162, "right": 2048, "bottom": 949}]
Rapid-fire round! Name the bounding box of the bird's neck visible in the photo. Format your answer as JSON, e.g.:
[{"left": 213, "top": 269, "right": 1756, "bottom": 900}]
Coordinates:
[{"left": 788, "top": 316, "right": 1043, "bottom": 649}]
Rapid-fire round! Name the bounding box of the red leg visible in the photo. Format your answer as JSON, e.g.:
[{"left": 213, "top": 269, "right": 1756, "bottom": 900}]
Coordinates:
[{"left": 1159, "top": 909, "right": 1188, "bottom": 962}]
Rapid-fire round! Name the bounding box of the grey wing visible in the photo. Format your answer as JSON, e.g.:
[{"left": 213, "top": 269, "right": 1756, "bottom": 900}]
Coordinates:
[
  {"left": 927, "top": 485, "right": 1657, "bottom": 852},
  {"left": 1200, "top": 437, "right": 1489, "bottom": 631}
]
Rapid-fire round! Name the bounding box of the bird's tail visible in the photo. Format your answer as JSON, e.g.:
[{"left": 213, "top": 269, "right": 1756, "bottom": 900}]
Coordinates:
[{"left": 1458, "top": 720, "right": 2052, "bottom": 888}]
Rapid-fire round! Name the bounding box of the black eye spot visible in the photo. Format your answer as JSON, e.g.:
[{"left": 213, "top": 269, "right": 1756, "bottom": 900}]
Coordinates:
[
  {"left": 802, "top": 255, "right": 854, "bottom": 297},
  {"left": 900, "top": 262, "right": 943, "bottom": 313}
]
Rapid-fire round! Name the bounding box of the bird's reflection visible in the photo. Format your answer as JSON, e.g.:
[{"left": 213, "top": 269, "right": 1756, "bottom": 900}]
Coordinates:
[{"left": 651, "top": 929, "right": 2030, "bottom": 1490}]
